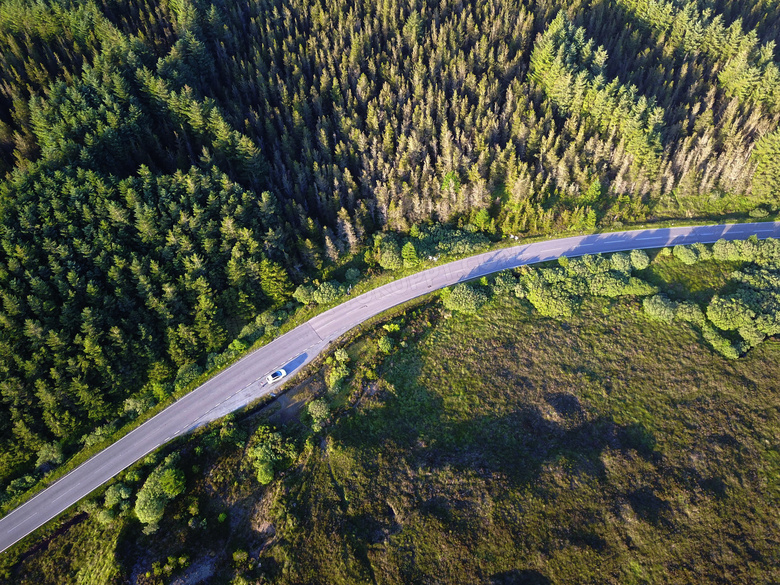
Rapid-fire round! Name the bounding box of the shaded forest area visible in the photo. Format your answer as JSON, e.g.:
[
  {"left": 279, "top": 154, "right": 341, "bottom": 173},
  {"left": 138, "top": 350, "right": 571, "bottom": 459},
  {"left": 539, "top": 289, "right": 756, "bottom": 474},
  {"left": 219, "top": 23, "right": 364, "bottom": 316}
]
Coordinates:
[{"left": 0, "top": 0, "right": 779, "bottom": 499}]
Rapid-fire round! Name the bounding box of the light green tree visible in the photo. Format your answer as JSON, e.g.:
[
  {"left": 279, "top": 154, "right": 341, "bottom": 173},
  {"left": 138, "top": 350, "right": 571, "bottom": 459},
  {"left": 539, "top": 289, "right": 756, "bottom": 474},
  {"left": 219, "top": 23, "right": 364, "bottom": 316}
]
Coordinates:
[
  {"left": 401, "top": 241, "right": 419, "bottom": 268},
  {"left": 308, "top": 398, "right": 330, "bottom": 432},
  {"left": 134, "top": 455, "right": 186, "bottom": 532}
]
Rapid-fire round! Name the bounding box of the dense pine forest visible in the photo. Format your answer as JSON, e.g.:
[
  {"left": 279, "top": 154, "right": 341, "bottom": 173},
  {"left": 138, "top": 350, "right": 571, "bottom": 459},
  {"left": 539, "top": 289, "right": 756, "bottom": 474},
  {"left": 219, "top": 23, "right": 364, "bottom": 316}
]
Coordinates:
[{"left": 0, "top": 0, "right": 779, "bottom": 502}]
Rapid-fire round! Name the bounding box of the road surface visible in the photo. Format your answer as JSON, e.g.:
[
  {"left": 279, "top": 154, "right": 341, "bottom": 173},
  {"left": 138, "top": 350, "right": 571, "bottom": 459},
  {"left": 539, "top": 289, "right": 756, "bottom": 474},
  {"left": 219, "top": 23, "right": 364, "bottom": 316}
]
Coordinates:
[{"left": 1, "top": 221, "right": 779, "bottom": 554}]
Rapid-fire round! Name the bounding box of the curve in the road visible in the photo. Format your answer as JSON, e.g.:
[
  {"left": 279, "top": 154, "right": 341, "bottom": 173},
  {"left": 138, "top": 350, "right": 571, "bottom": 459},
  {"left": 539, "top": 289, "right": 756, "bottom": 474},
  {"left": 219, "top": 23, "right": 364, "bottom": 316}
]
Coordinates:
[{"left": 1, "top": 221, "right": 779, "bottom": 554}]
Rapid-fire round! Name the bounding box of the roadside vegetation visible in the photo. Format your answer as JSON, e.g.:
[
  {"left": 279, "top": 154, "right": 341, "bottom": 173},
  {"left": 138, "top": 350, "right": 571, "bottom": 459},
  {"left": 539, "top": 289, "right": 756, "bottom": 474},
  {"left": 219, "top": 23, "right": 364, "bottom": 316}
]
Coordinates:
[{"left": 3, "top": 239, "right": 779, "bottom": 584}]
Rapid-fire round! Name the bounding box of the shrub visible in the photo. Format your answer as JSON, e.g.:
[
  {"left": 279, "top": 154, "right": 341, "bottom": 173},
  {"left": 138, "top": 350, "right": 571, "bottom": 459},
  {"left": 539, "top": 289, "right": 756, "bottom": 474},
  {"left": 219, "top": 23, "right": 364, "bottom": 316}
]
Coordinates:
[
  {"left": 738, "top": 237, "right": 759, "bottom": 262},
  {"left": 540, "top": 267, "right": 568, "bottom": 284},
  {"left": 673, "top": 245, "right": 698, "bottom": 265},
  {"left": 158, "top": 467, "right": 186, "bottom": 498},
  {"left": 174, "top": 362, "right": 202, "bottom": 391},
  {"left": 702, "top": 324, "right": 740, "bottom": 359},
  {"left": 229, "top": 339, "right": 248, "bottom": 352},
  {"left": 757, "top": 238, "right": 780, "bottom": 264},
  {"left": 712, "top": 239, "right": 738, "bottom": 261},
  {"left": 629, "top": 249, "right": 650, "bottom": 270},
  {"left": 674, "top": 301, "right": 705, "bottom": 325},
  {"left": 327, "top": 362, "right": 350, "bottom": 393},
  {"left": 312, "top": 281, "right": 344, "bottom": 304},
  {"left": 376, "top": 236, "right": 403, "bottom": 270},
  {"left": 255, "top": 461, "right": 274, "bottom": 485},
  {"left": 581, "top": 254, "right": 612, "bottom": 274},
  {"left": 96, "top": 509, "right": 116, "bottom": 525},
  {"left": 124, "top": 395, "right": 154, "bottom": 418},
  {"left": 491, "top": 271, "right": 518, "bottom": 295},
  {"left": 377, "top": 335, "right": 394, "bottom": 354},
  {"left": 525, "top": 281, "right": 578, "bottom": 319},
  {"left": 134, "top": 484, "right": 167, "bottom": 531},
  {"left": 5, "top": 475, "right": 37, "bottom": 499},
  {"left": 238, "top": 320, "right": 264, "bottom": 342},
  {"left": 643, "top": 294, "right": 676, "bottom": 323},
  {"left": 35, "top": 442, "right": 63, "bottom": 469},
  {"left": 134, "top": 455, "right": 185, "bottom": 531},
  {"left": 247, "top": 426, "right": 297, "bottom": 485},
  {"left": 609, "top": 252, "right": 631, "bottom": 273},
  {"left": 563, "top": 256, "right": 589, "bottom": 278},
  {"left": 308, "top": 399, "right": 330, "bottom": 432},
  {"left": 233, "top": 550, "right": 249, "bottom": 566},
  {"left": 441, "top": 283, "right": 488, "bottom": 314},
  {"left": 104, "top": 482, "right": 131, "bottom": 509},
  {"left": 749, "top": 206, "right": 769, "bottom": 218},
  {"left": 737, "top": 324, "right": 766, "bottom": 348},
  {"left": 292, "top": 285, "right": 314, "bottom": 305},
  {"left": 692, "top": 242, "right": 712, "bottom": 261},
  {"left": 345, "top": 267, "right": 361, "bottom": 283},
  {"left": 706, "top": 295, "right": 755, "bottom": 331},
  {"left": 81, "top": 422, "right": 118, "bottom": 448}
]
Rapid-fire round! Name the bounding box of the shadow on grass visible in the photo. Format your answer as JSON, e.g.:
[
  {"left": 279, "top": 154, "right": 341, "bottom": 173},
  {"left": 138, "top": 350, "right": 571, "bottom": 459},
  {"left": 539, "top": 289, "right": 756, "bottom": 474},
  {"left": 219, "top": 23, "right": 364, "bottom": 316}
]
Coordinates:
[
  {"left": 322, "top": 348, "right": 682, "bottom": 573},
  {"left": 437, "top": 406, "right": 660, "bottom": 488},
  {"left": 546, "top": 391, "right": 584, "bottom": 419},
  {"left": 626, "top": 486, "right": 673, "bottom": 527},
  {"left": 642, "top": 257, "right": 742, "bottom": 305},
  {"left": 333, "top": 352, "right": 661, "bottom": 493},
  {"left": 489, "top": 569, "right": 551, "bottom": 585}
]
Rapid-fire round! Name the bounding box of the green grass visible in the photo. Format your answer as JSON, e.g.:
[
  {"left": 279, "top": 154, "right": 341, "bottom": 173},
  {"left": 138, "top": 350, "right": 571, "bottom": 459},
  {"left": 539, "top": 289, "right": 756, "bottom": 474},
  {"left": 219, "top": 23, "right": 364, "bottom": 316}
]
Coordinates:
[
  {"left": 1, "top": 514, "right": 123, "bottom": 585},
  {"left": 643, "top": 254, "right": 742, "bottom": 304}
]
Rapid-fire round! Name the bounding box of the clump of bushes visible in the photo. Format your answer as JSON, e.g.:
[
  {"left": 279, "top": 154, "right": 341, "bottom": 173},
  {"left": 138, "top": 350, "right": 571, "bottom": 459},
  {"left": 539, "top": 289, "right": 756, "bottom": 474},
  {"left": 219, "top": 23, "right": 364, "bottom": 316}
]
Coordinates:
[
  {"left": 441, "top": 283, "right": 488, "bottom": 314},
  {"left": 307, "top": 399, "right": 330, "bottom": 433},
  {"left": 326, "top": 349, "right": 351, "bottom": 394},
  {"left": 673, "top": 244, "right": 698, "bottom": 265},
  {"left": 441, "top": 250, "right": 659, "bottom": 319},
  {"left": 643, "top": 237, "right": 780, "bottom": 358},
  {"left": 363, "top": 224, "right": 491, "bottom": 271},
  {"left": 293, "top": 279, "right": 348, "bottom": 306},
  {"left": 247, "top": 426, "right": 297, "bottom": 485},
  {"left": 513, "top": 251, "right": 657, "bottom": 318},
  {"left": 134, "top": 454, "right": 186, "bottom": 533},
  {"left": 377, "top": 335, "right": 394, "bottom": 353},
  {"left": 432, "top": 236, "right": 780, "bottom": 361}
]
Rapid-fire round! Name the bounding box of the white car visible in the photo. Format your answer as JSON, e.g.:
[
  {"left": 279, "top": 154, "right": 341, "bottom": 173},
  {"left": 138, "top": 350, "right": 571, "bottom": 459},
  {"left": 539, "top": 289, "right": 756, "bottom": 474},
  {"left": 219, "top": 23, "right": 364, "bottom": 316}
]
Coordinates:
[{"left": 266, "top": 369, "right": 287, "bottom": 384}]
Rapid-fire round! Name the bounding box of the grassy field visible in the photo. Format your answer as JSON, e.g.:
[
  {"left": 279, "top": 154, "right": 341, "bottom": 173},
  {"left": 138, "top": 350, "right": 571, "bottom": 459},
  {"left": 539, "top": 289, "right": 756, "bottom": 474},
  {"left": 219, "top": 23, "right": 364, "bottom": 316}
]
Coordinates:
[
  {"left": 3, "top": 253, "right": 780, "bottom": 584},
  {"left": 260, "top": 255, "right": 780, "bottom": 584}
]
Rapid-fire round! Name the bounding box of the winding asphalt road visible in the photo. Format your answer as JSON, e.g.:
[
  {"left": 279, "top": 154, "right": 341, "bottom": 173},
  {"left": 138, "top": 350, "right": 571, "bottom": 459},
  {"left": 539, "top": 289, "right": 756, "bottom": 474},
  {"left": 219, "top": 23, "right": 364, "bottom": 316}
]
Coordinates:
[{"left": 1, "top": 222, "right": 779, "bottom": 554}]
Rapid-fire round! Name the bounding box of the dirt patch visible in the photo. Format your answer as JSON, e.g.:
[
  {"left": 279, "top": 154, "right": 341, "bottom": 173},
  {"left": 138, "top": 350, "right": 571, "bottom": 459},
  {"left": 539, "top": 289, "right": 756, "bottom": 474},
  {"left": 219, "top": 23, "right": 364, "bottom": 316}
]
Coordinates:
[
  {"left": 169, "top": 555, "right": 216, "bottom": 585},
  {"left": 249, "top": 487, "right": 277, "bottom": 555}
]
